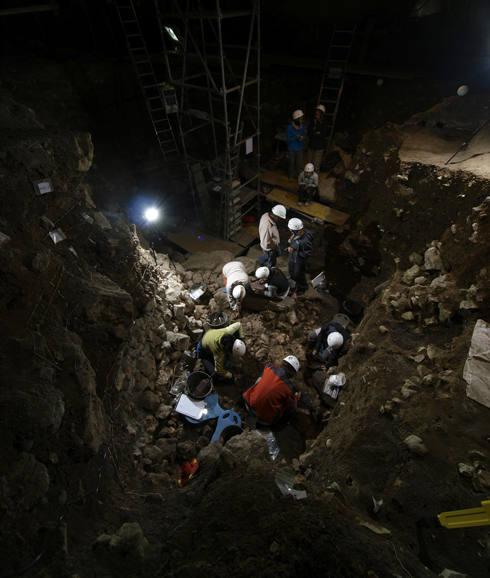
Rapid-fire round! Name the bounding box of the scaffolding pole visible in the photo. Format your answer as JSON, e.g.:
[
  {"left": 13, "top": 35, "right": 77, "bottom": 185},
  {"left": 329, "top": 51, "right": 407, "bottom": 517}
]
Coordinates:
[{"left": 157, "top": 0, "right": 261, "bottom": 240}]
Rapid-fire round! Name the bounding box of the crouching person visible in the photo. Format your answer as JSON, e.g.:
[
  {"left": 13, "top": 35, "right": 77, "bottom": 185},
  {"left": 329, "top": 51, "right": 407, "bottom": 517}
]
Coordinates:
[
  {"left": 253, "top": 266, "right": 290, "bottom": 299},
  {"left": 198, "top": 321, "right": 246, "bottom": 380},
  {"left": 242, "top": 355, "right": 301, "bottom": 426},
  {"left": 298, "top": 163, "right": 318, "bottom": 206},
  {"left": 222, "top": 261, "right": 249, "bottom": 312},
  {"left": 308, "top": 321, "right": 351, "bottom": 367}
]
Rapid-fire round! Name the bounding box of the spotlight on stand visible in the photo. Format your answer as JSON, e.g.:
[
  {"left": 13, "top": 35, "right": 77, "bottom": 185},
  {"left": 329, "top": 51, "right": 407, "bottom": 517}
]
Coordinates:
[{"left": 144, "top": 207, "right": 160, "bottom": 223}]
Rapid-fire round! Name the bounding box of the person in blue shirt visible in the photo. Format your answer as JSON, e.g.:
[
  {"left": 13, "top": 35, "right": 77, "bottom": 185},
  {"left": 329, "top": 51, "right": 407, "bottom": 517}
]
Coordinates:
[{"left": 287, "top": 109, "right": 306, "bottom": 179}]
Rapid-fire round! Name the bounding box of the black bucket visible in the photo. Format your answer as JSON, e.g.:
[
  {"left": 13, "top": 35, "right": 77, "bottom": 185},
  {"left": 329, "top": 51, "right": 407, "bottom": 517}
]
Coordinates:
[
  {"left": 206, "top": 311, "right": 229, "bottom": 329},
  {"left": 185, "top": 371, "right": 214, "bottom": 400}
]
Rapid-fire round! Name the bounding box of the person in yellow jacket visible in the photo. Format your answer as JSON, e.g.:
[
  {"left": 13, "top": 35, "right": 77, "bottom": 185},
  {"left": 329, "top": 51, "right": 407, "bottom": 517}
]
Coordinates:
[{"left": 198, "top": 322, "right": 246, "bottom": 379}]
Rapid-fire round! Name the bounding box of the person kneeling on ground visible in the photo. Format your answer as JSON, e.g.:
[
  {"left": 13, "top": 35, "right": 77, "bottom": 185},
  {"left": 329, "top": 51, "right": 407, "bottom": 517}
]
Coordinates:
[
  {"left": 298, "top": 162, "right": 318, "bottom": 206},
  {"left": 253, "top": 266, "right": 290, "bottom": 299},
  {"left": 198, "top": 321, "right": 246, "bottom": 379},
  {"left": 308, "top": 321, "right": 351, "bottom": 367},
  {"left": 222, "top": 261, "right": 249, "bottom": 312},
  {"left": 243, "top": 355, "right": 301, "bottom": 426}
]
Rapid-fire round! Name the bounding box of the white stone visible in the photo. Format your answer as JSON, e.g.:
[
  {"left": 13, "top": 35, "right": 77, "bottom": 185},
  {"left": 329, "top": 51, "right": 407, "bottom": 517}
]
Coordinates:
[
  {"left": 439, "top": 569, "right": 467, "bottom": 578},
  {"left": 403, "top": 434, "right": 428, "bottom": 456},
  {"left": 402, "top": 265, "right": 421, "bottom": 285},
  {"left": 463, "top": 319, "right": 490, "bottom": 408},
  {"left": 424, "top": 245, "right": 443, "bottom": 271},
  {"left": 0, "top": 231, "right": 11, "bottom": 246},
  {"left": 166, "top": 331, "right": 190, "bottom": 351},
  {"left": 457, "top": 463, "right": 475, "bottom": 478}
]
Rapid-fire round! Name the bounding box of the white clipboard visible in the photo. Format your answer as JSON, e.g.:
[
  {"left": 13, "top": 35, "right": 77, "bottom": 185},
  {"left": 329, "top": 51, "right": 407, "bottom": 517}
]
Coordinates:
[{"left": 175, "top": 394, "right": 208, "bottom": 420}]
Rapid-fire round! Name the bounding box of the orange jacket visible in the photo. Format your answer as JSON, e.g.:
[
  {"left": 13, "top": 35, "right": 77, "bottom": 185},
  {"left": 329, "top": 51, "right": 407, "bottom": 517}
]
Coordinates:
[{"left": 243, "top": 365, "right": 296, "bottom": 425}]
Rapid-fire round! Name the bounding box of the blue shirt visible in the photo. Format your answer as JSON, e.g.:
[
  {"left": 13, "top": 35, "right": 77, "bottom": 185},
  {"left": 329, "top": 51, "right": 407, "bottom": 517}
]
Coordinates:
[{"left": 287, "top": 122, "right": 305, "bottom": 152}]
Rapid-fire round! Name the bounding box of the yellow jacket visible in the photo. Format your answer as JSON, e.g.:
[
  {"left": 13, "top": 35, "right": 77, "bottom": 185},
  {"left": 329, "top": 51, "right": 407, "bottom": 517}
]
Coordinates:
[{"left": 201, "top": 322, "right": 243, "bottom": 374}]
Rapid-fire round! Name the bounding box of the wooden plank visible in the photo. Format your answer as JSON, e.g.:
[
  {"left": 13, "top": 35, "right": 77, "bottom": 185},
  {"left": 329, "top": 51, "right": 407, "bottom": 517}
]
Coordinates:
[
  {"left": 265, "top": 187, "right": 350, "bottom": 226},
  {"left": 261, "top": 169, "right": 297, "bottom": 192},
  {"left": 231, "top": 225, "right": 258, "bottom": 248},
  {"left": 167, "top": 230, "right": 242, "bottom": 255}
]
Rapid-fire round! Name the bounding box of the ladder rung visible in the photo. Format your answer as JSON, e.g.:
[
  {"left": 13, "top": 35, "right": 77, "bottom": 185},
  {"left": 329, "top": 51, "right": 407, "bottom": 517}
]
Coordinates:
[
  {"left": 331, "top": 44, "right": 352, "bottom": 49},
  {"left": 121, "top": 19, "right": 138, "bottom": 25},
  {"left": 127, "top": 34, "right": 142, "bottom": 38}
]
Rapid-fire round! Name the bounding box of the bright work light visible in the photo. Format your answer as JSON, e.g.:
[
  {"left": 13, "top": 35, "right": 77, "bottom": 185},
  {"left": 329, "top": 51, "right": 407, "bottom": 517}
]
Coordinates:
[{"left": 144, "top": 207, "right": 160, "bottom": 222}]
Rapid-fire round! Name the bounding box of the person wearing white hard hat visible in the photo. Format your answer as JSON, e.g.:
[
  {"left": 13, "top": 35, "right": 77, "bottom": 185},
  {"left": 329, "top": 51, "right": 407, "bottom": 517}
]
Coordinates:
[
  {"left": 287, "top": 109, "right": 306, "bottom": 179},
  {"left": 307, "top": 104, "right": 328, "bottom": 172},
  {"left": 297, "top": 162, "right": 319, "bottom": 206},
  {"left": 199, "top": 321, "right": 245, "bottom": 379},
  {"left": 308, "top": 320, "right": 351, "bottom": 367},
  {"left": 222, "top": 261, "right": 249, "bottom": 312},
  {"left": 242, "top": 355, "right": 301, "bottom": 426},
  {"left": 253, "top": 265, "right": 290, "bottom": 299},
  {"left": 287, "top": 217, "right": 313, "bottom": 295},
  {"left": 258, "top": 204, "right": 286, "bottom": 268}
]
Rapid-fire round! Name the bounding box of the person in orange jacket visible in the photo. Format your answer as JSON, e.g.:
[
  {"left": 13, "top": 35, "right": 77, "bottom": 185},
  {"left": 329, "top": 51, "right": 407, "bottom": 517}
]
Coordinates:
[{"left": 242, "top": 355, "right": 301, "bottom": 426}]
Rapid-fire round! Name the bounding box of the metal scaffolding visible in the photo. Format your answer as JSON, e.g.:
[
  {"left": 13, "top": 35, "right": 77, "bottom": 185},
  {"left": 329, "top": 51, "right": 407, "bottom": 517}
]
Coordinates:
[{"left": 156, "top": 0, "right": 261, "bottom": 240}]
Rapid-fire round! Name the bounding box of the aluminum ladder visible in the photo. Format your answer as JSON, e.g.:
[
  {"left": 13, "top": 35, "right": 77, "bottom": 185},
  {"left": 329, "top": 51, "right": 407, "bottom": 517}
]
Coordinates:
[
  {"left": 115, "top": 0, "right": 180, "bottom": 160},
  {"left": 317, "top": 27, "right": 356, "bottom": 150}
]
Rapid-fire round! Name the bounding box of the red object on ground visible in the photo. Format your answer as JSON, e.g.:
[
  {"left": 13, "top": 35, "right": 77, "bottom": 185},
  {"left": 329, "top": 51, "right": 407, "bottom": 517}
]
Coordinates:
[
  {"left": 178, "top": 458, "right": 199, "bottom": 487},
  {"left": 243, "top": 365, "right": 296, "bottom": 425}
]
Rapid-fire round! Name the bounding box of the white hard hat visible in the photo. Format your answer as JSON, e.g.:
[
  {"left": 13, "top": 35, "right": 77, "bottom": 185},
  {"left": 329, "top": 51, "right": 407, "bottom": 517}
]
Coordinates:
[
  {"left": 283, "top": 355, "right": 300, "bottom": 373},
  {"left": 255, "top": 266, "right": 270, "bottom": 280},
  {"left": 288, "top": 217, "right": 304, "bottom": 231},
  {"left": 305, "top": 163, "right": 315, "bottom": 173},
  {"left": 316, "top": 104, "right": 326, "bottom": 113},
  {"left": 457, "top": 85, "right": 469, "bottom": 97},
  {"left": 233, "top": 339, "right": 246, "bottom": 357},
  {"left": 327, "top": 331, "right": 344, "bottom": 349},
  {"left": 232, "top": 285, "right": 246, "bottom": 301},
  {"left": 271, "top": 204, "right": 286, "bottom": 219},
  {"left": 292, "top": 109, "right": 304, "bottom": 120}
]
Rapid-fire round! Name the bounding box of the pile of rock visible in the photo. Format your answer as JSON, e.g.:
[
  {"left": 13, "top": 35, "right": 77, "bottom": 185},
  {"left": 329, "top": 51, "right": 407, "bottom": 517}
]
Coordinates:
[
  {"left": 109, "top": 247, "right": 207, "bottom": 484},
  {"left": 383, "top": 238, "right": 486, "bottom": 326}
]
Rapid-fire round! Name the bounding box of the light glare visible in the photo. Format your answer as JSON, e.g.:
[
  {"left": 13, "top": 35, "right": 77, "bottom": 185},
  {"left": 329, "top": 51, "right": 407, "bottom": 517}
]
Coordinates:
[
  {"left": 144, "top": 207, "right": 160, "bottom": 222},
  {"left": 165, "top": 26, "right": 179, "bottom": 42}
]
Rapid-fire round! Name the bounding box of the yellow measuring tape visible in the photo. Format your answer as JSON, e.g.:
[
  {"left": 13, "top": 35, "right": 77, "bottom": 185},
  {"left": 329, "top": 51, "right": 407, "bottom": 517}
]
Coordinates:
[{"left": 438, "top": 500, "right": 490, "bottom": 529}]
